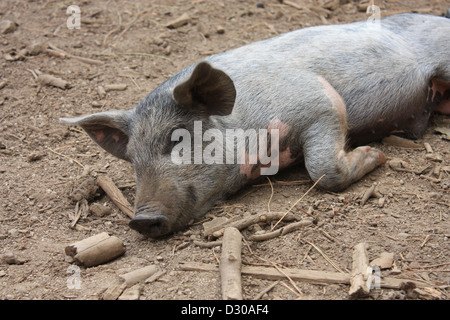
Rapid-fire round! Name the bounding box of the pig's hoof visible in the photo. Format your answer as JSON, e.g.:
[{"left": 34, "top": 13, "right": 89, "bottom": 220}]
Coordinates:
[{"left": 129, "top": 214, "right": 170, "bottom": 237}]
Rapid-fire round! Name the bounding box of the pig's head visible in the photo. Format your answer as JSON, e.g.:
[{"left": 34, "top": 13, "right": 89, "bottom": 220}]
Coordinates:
[{"left": 61, "top": 62, "right": 237, "bottom": 237}]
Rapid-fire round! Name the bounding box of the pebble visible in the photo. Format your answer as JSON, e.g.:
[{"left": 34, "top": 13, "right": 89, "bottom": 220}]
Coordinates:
[
  {"left": 0, "top": 252, "right": 25, "bottom": 265},
  {"left": 0, "top": 20, "right": 17, "bottom": 34}
]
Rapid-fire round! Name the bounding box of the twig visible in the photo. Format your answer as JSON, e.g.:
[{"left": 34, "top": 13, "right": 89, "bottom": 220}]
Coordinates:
[
  {"left": 253, "top": 281, "right": 279, "bottom": 300},
  {"left": 252, "top": 179, "right": 310, "bottom": 187},
  {"left": 48, "top": 43, "right": 103, "bottom": 65},
  {"left": 266, "top": 176, "right": 274, "bottom": 214},
  {"left": 70, "top": 199, "right": 87, "bottom": 228},
  {"left": 248, "top": 219, "right": 313, "bottom": 241},
  {"left": 47, "top": 147, "right": 84, "bottom": 168},
  {"left": 306, "top": 240, "right": 345, "bottom": 274},
  {"left": 193, "top": 240, "right": 223, "bottom": 248},
  {"left": 280, "top": 281, "right": 303, "bottom": 299},
  {"left": 242, "top": 238, "right": 303, "bottom": 297},
  {"left": 319, "top": 229, "right": 335, "bottom": 242},
  {"left": 283, "top": 0, "right": 306, "bottom": 10},
  {"left": 271, "top": 174, "right": 325, "bottom": 231},
  {"left": 360, "top": 184, "right": 382, "bottom": 205},
  {"left": 420, "top": 235, "right": 431, "bottom": 248}
]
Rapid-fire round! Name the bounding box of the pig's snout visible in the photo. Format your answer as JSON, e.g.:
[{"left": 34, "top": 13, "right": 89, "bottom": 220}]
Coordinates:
[{"left": 129, "top": 206, "right": 171, "bottom": 237}]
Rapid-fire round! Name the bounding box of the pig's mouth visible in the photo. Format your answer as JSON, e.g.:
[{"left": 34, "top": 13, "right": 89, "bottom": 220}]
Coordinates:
[{"left": 129, "top": 205, "right": 171, "bottom": 238}]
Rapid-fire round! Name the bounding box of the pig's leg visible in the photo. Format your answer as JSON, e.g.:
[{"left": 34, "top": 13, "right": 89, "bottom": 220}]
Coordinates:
[{"left": 302, "top": 78, "right": 385, "bottom": 192}]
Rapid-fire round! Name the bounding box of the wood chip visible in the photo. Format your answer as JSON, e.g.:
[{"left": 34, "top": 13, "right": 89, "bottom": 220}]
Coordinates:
[
  {"left": 104, "top": 84, "right": 127, "bottom": 92},
  {"left": 102, "top": 281, "right": 127, "bottom": 300},
  {"left": 165, "top": 13, "right": 190, "bottom": 29},
  {"left": 119, "top": 265, "right": 159, "bottom": 287},
  {"left": 118, "top": 285, "right": 141, "bottom": 300}
]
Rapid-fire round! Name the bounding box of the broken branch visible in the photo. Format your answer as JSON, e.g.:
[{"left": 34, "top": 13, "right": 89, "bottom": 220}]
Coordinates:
[
  {"left": 220, "top": 227, "right": 243, "bottom": 300},
  {"left": 349, "top": 242, "right": 370, "bottom": 297}
]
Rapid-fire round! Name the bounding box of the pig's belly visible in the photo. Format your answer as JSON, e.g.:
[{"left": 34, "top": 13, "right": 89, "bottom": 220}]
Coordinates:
[{"left": 346, "top": 78, "right": 450, "bottom": 146}]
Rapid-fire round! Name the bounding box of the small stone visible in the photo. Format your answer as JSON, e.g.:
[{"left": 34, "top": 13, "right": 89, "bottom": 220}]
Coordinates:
[
  {"left": 1, "top": 252, "right": 25, "bottom": 265},
  {"left": 90, "top": 203, "right": 112, "bottom": 217},
  {"left": 27, "top": 153, "right": 43, "bottom": 162},
  {"left": 0, "top": 20, "right": 17, "bottom": 34},
  {"left": 165, "top": 13, "right": 190, "bottom": 29},
  {"left": 256, "top": 2, "right": 265, "bottom": 9},
  {"left": 216, "top": 26, "right": 225, "bottom": 34},
  {"left": 28, "top": 42, "right": 45, "bottom": 56},
  {"left": 370, "top": 252, "right": 394, "bottom": 269}
]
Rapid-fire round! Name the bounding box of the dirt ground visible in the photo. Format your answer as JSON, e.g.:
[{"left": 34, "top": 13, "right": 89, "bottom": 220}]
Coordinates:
[{"left": 0, "top": 0, "right": 449, "bottom": 301}]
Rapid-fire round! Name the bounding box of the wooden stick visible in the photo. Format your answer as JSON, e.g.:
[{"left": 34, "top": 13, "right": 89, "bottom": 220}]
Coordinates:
[
  {"left": 104, "top": 84, "right": 127, "bottom": 91},
  {"left": 349, "top": 242, "right": 370, "bottom": 297},
  {"left": 271, "top": 174, "right": 325, "bottom": 231},
  {"left": 97, "top": 175, "right": 134, "bottom": 219},
  {"left": 220, "top": 227, "right": 243, "bottom": 300},
  {"left": 65, "top": 232, "right": 125, "bottom": 267},
  {"left": 180, "top": 262, "right": 428, "bottom": 289}
]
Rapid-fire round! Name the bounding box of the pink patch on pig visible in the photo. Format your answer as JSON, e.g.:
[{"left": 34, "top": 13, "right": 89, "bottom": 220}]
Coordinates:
[
  {"left": 318, "top": 76, "right": 347, "bottom": 128},
  {"left": 240, "top": 118, "right": 295, "bottom": 180},
  {"left": 278, "top": 146, "right": 297, "bottom": 169},
  {"left": 267, "top": 118, "right": 291, "bottom": 138},
  {"left": 91, "top": 130, "right": 105, "bottom": 142},
  {"left": 431, "top": 78, "right": 450, "bottom": 115},
  {"left": 239, "top": 153, "right": 261, "bottom": 180}
]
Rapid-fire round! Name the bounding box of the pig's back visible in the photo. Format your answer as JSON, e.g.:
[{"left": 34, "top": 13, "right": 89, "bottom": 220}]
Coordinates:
[{"left": 204, "top": 14, "right": 449, "bottom": 132}]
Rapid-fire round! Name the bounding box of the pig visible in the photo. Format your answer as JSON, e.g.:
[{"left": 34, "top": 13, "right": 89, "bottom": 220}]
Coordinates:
[{"left": 61, "top": 14, "right": 450, "bottom": 238}]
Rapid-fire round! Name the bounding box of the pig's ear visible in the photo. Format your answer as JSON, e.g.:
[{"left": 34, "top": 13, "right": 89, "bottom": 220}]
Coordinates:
[
  {"left": 60, "top": 110, "right": 132, "bottom": 161},
  {"left": 173, "top": 61, "right": 236, "bottom": 116}
]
